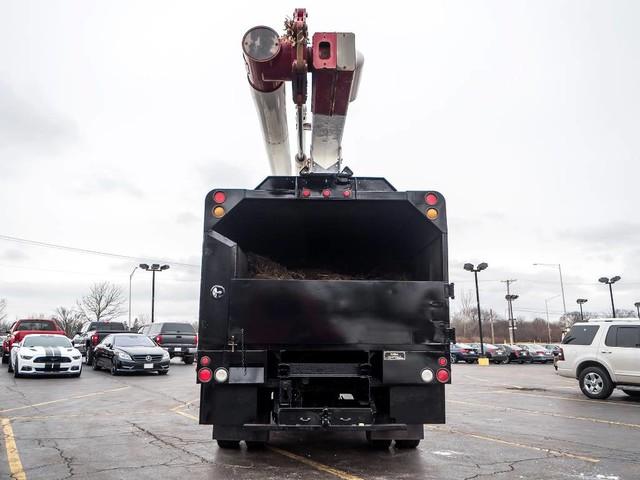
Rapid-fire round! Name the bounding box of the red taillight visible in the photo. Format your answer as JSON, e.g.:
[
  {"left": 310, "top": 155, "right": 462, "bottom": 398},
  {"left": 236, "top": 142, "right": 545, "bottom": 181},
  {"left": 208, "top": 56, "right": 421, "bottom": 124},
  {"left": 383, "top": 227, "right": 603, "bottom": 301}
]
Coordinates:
[
  {"left": 301, "top": 188, "right": 311, "bottom": 198},
  {"left": 438, "top": 356, "right": 448, "bottom": 366},
  {"left": 436, "top": 369, "right": 450, "bottom": 383},
  {"left": 213, "top": 191, "right": 226, "bottom": 204},
  {"left": 558, "top": 348, "right": 564, "bottom": 361},
  {"left": 322, "top": 189, "right": 331, "bottom": 198},
  {"left": 155, "top": 335, "right": 162, "bottom": 344},
  {"left": 91, "top": 334, "right": 99, "bottom": 346},
  {"left": 200, "top": 355, "right": 211, "bottom": 367},
  {"left": 461, "top": 349, "right": 470, "bottom": 353},
  {"left": 198, "top": 367, "right": 212, "bottom": 383},
  {"left": 425, "top": 193, "right": 438, "bottom": 205},
  {"left": 343, "top": 189, "right": 352, "bottom": 198}
]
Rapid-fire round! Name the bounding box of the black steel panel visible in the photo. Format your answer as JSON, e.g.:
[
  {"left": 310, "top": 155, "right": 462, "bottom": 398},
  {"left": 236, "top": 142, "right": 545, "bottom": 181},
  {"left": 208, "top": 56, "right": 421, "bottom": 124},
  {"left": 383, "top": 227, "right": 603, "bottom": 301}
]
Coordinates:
[
  {"left": 228, "top": 279, "right": 449, "bottom": 346},
  {"left": 390, "top": 386, "right": 445, "bottom": 424},
  {"left": 382, "top": 351, "right": 448, "bottom": 384}
]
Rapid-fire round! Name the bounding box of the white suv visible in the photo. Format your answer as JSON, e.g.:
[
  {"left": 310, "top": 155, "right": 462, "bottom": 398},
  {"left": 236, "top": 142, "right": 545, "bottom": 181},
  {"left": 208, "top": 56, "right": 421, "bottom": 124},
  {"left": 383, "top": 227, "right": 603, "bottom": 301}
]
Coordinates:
[{"left": 556, "top": 318, "right": 640, "bottom": 399}]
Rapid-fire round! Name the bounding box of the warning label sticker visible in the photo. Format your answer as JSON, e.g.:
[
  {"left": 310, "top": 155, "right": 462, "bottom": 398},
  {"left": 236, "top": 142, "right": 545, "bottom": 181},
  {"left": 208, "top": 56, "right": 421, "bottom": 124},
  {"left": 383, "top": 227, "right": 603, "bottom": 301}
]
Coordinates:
[{"left": 383, "top": 351, "right": 406, "bottom": 361}]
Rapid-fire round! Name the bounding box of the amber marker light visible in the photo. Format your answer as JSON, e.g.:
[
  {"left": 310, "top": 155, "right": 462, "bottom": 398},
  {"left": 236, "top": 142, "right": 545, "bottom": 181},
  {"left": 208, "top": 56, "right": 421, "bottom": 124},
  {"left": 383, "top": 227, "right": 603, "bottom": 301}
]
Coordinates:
[
  {"left": 426, "top": 208, "right": 438, "bottom": 220},
  {"left": 212, "top": 206, "right": 225, "bottom": 218}
]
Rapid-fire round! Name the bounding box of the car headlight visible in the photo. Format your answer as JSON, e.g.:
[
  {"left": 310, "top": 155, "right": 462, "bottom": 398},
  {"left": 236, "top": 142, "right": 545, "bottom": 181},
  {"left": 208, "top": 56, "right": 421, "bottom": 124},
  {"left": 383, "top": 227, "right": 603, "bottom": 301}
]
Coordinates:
[
  {"left": 20, "top": 355, "right": 33, "bottom": 360},
  {"left": 72, "top": 355, "right": 81, "bottom": 360},
  {"left": 162, "top": 351, "right": 170, "bottom": 360},
  {"left": 116, "top": 351, "right": 132, "bottom": 360}
]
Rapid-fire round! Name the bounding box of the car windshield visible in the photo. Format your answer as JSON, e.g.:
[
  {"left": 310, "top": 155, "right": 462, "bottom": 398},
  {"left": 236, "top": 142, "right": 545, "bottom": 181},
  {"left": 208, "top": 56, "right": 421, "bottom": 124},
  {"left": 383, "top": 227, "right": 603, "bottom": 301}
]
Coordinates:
[
  {"left": 160, "top": 323, "right": 195, "bottom": 334},
  {"left": 114, "top": 335, "right": 155, "bottom": 347},
  {"left": 23, "top": 336, "right": 71, "bottom": 348},
  {"left": 16, "top": 321, "right": 57, "bottom": 331}
]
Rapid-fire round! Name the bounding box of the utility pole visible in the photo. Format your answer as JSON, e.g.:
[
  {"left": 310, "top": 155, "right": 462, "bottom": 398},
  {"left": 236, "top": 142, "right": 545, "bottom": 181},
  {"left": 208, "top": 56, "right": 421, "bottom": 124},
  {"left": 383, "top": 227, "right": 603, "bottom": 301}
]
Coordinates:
[
  {"left": 489, "top": 308, "right": 495, "bottom": 345},
  {"left": 501, "top": 279, "right": 517, "bottom": 343}
]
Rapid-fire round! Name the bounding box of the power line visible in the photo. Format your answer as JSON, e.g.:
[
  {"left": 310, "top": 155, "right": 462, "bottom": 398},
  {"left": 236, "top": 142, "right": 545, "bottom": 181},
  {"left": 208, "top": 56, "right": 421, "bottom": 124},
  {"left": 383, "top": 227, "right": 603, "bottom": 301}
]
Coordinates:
[{"left": 0, "top": 234, "right": 200, "bottom": 269}]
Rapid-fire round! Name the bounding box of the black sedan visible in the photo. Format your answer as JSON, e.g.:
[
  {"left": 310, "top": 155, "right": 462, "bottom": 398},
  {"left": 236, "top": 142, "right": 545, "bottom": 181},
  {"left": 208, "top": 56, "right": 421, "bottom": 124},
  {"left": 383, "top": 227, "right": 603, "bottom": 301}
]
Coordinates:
[
  {"left": 450, "top": 343, "right": 479, "bottom": 363},
  {"left": 92, "top": 333, "right": 170, "bottom": 375},
  {"left": 503, "top": 345, "right": 532, "bottom": 364}
]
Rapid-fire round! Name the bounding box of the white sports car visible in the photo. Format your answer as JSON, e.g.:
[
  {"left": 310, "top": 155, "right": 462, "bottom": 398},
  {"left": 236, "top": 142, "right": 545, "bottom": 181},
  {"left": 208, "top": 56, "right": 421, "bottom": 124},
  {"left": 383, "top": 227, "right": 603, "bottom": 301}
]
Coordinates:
[{"left": 9, "top": 334, "right": 82, "bottom": 377}]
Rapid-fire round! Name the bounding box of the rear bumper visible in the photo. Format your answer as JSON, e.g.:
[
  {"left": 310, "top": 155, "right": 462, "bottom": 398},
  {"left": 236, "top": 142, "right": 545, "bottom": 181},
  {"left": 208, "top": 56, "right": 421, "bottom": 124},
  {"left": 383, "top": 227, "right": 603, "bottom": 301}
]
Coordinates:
[{"left": 164, "top": 347, "right": 196, "bottom": 356}]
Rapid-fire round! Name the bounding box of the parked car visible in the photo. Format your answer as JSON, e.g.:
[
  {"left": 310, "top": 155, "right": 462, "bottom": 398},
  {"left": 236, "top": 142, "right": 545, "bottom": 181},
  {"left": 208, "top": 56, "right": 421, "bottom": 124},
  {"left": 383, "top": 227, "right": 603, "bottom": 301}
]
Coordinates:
[
  {"left": 9, "top": 334, "right": 82, "bottom": 378},
  {"left": 517, "top": 344, "right": 553, "bottom": 364},
  {"left": 138, "top": 322, "right": 197, "bottom": 364},
  {"left": 2, "top": 319, "right": 66, "bottom": 364},
  {"left": 450, "top": 343, "right": 479, "bottom": 363},
  {"left": 544, "top": 344, "right": 562, "bottom": 356},
  {"left": 556, "top": 318, "right": 640, "bottom": 399},
  {"left": 503, "top": 345, "right": 532, "bottom": 364},
  {"left": 73, "top": 322, "right": 129, "bottom": 366},
  {"left": 93, "top": 333, "right": 170, "bottom": 375},
  {"left": 468, "top": 343, "right": 509, "bottom": 364}
]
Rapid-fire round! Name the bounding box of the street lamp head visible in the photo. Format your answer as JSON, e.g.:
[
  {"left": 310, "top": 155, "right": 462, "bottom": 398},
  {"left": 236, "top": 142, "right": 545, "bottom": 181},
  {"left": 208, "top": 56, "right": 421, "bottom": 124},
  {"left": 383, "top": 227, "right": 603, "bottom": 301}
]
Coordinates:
[
  {"left": 610, "top": 276, "right": 621, "bottom": 283},
  {"left": 160, "top": 264, "right": 170, "bottom": 270},
  {"left": 477, "top": 262, "right": 488, "bottom": 271},
  {"left": 634, "top": 302, "right": 640, "bottom": 308},
  {"left": 139, "top": 263, "right": 149, "bottom": 270},
  {"left": 463, "top": 263, "right": 474, "bottom": 272},
  {"left": 151, "top": 264, "right": 160, "bottom": 270},
  {"left": 598, "top": 277, "right": 609, "bottom": 284},
  {"left": 576, "top": 298, "right": 588, "bottom": 305}
]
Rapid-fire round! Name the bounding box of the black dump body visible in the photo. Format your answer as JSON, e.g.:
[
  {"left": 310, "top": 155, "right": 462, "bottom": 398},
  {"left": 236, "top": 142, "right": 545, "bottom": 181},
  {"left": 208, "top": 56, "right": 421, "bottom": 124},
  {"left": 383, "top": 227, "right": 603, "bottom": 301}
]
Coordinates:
[{"left": 198, "top": 175, "right": 453, "bottom": 444}]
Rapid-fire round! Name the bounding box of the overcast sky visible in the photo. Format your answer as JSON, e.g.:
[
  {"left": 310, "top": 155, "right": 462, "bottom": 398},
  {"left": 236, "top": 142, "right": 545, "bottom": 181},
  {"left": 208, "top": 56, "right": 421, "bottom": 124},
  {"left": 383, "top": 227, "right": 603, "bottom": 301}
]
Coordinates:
[{"left": 1, "top": 1, "right": 639, "bottom": 326}]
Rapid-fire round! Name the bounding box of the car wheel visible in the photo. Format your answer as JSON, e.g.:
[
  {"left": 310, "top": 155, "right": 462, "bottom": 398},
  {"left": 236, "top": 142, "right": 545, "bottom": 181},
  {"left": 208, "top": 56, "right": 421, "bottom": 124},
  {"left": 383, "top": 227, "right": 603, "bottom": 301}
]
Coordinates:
[
  {"left": 92, "top": 358, "right": 101, "bottom": 370},
  {"left": 450, "top": 354, "right": 456, "bottom": 364},
  {"left": 579, "top": 366, "right": 613, "bottom": 399},
  {"left": 110, "top": 360, "right": 119, "bottom": 376},
  {"left": 183, "top": 355, "right": 194, "bottom": 365},
  {"left": 395, "top": 439, "right": 420, "bottom": 449},
  {"left": 1, "top": 353, "right": 8, "bottom": 365},
  {"left": 501, "top": 358, "right": 509, "bottom": 364},
  {"left": 86, "top": 349, "right": 93, "bottom": 366},
  {"left": 13, "top": 359, "right": 21, "bottom": 378},
  {"left": 7, "top": 358, "right": 14, "bottom": 373},
  {"left": 622, "top": 390, "right": 640, "bottom": 398},
  {"left": 217, "top": 440, "right": 240, "bottom": 449}
]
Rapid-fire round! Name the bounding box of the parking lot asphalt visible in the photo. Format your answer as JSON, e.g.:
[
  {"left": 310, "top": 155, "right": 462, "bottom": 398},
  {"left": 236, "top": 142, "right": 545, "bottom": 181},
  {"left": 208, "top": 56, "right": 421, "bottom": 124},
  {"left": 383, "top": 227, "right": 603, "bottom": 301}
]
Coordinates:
[{"left": 1, "top": 360, "right": 639, "bottom": 480}]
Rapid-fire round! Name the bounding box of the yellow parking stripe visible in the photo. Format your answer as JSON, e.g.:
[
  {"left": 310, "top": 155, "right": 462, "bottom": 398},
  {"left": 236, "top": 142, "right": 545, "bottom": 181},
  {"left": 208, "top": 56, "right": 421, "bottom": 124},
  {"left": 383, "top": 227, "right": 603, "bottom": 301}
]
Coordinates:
[
  {"left": 171, "top": 405, "right": 364, "bottom": 480},
  {"left": 1, "top": 418, "right": 26, "bottom": 480},
  {"left": 449, "top": 399, "right": 640, "bottom": 429},
  {"left": 428, "top": 425, "right": 599, "bottom": 463},
  {"left": 268, "top": 446, "right": 365, "bottom": 480},
  {"left": 0, "top": 386, "right": 129, "bottom": 414}
]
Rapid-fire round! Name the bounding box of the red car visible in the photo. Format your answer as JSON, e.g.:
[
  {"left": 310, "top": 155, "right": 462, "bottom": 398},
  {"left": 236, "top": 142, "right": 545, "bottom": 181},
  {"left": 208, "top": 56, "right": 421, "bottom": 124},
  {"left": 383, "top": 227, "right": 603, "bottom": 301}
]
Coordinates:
[{"left": 2, "top": 319, "right": 66, "bottom": 364}]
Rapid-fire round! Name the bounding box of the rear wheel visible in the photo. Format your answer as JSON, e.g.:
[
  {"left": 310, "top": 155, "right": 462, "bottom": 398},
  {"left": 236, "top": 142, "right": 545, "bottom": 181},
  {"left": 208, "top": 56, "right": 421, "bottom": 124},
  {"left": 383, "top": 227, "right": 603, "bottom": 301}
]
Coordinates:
[
  {"left": 183, "top": 355, "right": 194, "bottom": 365},
  {"left": 1, "top": 353, "right": 8, "bottom": 364},
  {"left": 395, "top": 439, "right": 420, "bottom": 449},
  {"left": 579, "top": 366, "right": 613, "bottom": 399},
  {"left": 13, "top": 359, "right": 21, "bottom": 378},
  {"left": 217, "top": 440, "right": 240, "bottom": 449},
  {"left": 92, "top": 358, "right": 101, "bottom": 370},
  {"left": 86, "top": 348, "right": 94, "bottom": 366},
  {"left": 622, "top": 390, "right": 640, "bottom": 398},
  {"left": 110, "top": 360, "right": 119, "bottom": 376},
  {"left": 7, "top": 358, "right": 14, "bottom": 373}
]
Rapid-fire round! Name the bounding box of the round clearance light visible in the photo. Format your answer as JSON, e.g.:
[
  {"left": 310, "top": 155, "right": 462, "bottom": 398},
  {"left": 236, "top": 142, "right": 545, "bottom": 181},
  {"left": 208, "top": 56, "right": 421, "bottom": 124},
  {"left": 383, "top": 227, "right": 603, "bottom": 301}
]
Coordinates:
[
  {"left": 343, "top": 189, "right": 352, "bottom": 198},
  {"left": 322, "top": 189, "right": 332, "bottom": 198},
  {"left": 436, "top": 369, "right": 450, "bottom": 383},
  {"left": 198, "top": 367, "right": 213, "bottom": 383},
  {"left": 438, "top": 356, "right": 448, "bottom": 367},
  {"left": 213, "top": 191, "right": 226, "bottom": 204},
  {"left": 425, "top": 193, "right": 438, "bottom": 205},
  {"left": 420, "top": 368, "right": 434, "bottom": 383},
  {"left": 301, "top": 188, "right": 311, "bottom": 198},
  {"left": 212, "top": 206, "right": 225, "bottom": 218},
  {"left": 200, "top": 355, "right": 211, "bottom": 367},
  {"left": 214, "top": 367, "right": 229, "bottom": 383},
  {"left": 426, "top": 208, "right": 439, "bottom": 220}
]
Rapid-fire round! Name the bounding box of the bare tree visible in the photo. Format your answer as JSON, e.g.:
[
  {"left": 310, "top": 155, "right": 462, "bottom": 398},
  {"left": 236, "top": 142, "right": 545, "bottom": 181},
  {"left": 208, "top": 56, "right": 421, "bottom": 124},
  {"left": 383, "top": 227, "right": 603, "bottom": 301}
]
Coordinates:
[
  {"left": 77, "top": 282, "right": 126, "bottom": 322},
  {"left": 53, "top": 306, "right": 84, "bottom": 337},
  {"left": 0, "top": 298, "right": 9, "bottom": 331}
]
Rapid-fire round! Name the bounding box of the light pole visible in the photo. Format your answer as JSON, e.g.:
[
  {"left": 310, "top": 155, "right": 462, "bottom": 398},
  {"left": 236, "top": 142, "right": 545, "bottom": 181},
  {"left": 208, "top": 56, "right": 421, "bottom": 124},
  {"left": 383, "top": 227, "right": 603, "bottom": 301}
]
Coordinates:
[
  {"left": 505, "top": 294, "right": 519, "bottom": 343},
  {"left": 576, "top": 298, "right": 588, "bottom": 322},
  {"left": 545, "top": 295, "right": 560, "bottom": 343},
  {"left": 464, "top": 262, "right": 488, "bottom": 358},
  {"left": 533, "top": 263, "right": 567, "bottom": 316},
  {"left": 128, "top": 266, "right": 138, "bottom": 328},
  {"left": 598, "top": 276, "right": 621, "bottom": 318},
  {"left": 635, "top": 302, "right": 640, "bottom": 319},
  {"left": 139, "top": 263, "right": 170, "bottom": 323}
]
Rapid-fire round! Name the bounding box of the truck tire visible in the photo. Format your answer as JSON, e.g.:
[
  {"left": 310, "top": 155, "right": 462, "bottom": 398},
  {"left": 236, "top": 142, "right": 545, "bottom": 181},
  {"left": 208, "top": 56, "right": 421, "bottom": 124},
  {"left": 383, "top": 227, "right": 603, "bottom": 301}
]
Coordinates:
[
  {"left": 395, "top": 439, "right": 420, "bottom": 449},
  {"left": 217, "top": 440, "right": 240, "bottom": 449},
  {"left": 579, "top": 366, "right": 613, "bottom": 399},
  {"left": 183, "top": 355, "right": 194, "bottom": 365},
  {"left": 622, "top": 390, "right": 640, "bottom": 398}
]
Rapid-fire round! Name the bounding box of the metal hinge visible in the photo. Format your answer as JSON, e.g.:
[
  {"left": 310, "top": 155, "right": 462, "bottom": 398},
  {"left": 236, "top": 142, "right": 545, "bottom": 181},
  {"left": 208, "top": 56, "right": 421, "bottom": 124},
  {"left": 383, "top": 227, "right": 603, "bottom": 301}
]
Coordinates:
[{"left": 444, "top": 283, "right": 455, "bottom": 299}]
